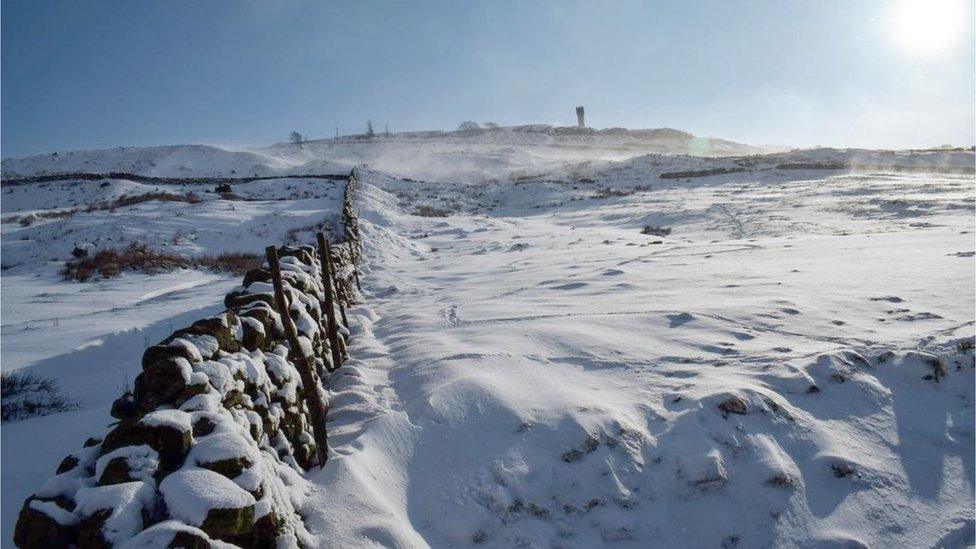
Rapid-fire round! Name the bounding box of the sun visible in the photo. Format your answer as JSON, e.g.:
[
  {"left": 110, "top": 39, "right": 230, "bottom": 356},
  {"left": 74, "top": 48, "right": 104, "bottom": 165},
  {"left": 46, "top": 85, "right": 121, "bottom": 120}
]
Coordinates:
[{"left": 891, "top": 0, "right": 966, "bottom": 54}]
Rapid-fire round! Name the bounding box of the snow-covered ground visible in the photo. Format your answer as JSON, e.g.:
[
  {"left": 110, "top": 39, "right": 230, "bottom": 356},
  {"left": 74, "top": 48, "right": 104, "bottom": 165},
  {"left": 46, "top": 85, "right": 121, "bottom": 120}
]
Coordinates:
[
  {"left": 1, "top": 125, "right": 774, "bottom": 184},
  {"left": 2, "top": 141, "right": 974, "bottom": 547}
]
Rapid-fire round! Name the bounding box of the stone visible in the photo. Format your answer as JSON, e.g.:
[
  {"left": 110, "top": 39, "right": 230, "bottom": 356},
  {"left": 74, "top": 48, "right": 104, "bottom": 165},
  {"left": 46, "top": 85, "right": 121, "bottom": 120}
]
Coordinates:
[
  {"left": 201, "top": 505, "right": 255, "bottom": 540},
  {"left": 278, "top": 246, "right": 314, "bottom": 265},
  {"left": 110, "top": 392, "right": 139, "bottom": 420},
  {"left": 56, "top": 454, "right": 80, "bottom": 474},
  {"left": 200, "top": 457, "right": 251, "bottom": 479},
  {"left": 251, "top": 510, "right": 284, "bottom": 546},
  {"left": 240, "top": 320, "right": 266, "bottom": 350},
  {"left": 142, "top": 344, "right": 197, "bottom": 369},
  {"left": 97, "top": 457, "right": 135, "bottom": 486},
  {"left": 169, "top": 530, "right": 212, "bottom": 548},
  {"left": 134, "top": 358, "right": 190, "bottom": 412},
  {"left": 222, "top": 389, "right": 243, "bottom": 408},
  {"left": 171, "top": 313, "right": 240, "bottom": 353},
  {"left": 14, "top": 498, "right": 74, "bottom": 549},
  {"left": 224, "top": 291, "right": 275, "bottom": 311},
  {"left": 718, "top": 395, "right": 748, "bottom": 416},
  {"left": 175, "top": 382, "right": 212, "bottom": 408},
  {"left": 75, "top": 508, "right": 112, "bottom": 549},
  {"left": 242, "top": 268, "right": 272, "bottom": 288},
  {"left": 100, "top": 418, "right": 191, "bottom": 477},
  {"left": 192, "top": 416, "right": 217, "bottom": 437}
]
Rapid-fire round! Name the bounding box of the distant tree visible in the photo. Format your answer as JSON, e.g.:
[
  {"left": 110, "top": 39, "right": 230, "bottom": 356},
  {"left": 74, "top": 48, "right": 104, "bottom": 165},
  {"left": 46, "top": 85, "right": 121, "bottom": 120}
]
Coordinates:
[
  {"left": 483, "top": 122, "right": 499, "bottom": 129},
  {"left": 289, "top": 131, "right": 303, "bottom": 146},
  {"left": 458, "top": 121, "right": 480, "bottom": 131},
  {"left": 385, "top": 124, "right": 390, "bottom": 137},
  {"left": 366, "top": 120, "right": 375, "bottom": 137}
]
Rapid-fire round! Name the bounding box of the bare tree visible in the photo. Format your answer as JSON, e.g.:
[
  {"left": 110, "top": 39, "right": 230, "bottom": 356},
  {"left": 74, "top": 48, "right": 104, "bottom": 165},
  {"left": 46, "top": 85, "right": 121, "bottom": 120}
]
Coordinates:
[
  {"left": 290, "top": 131, "right": 303, "bottom": 146},
  {"left": 483, "top": 122, "right": 499, "bottom": 129},
  {"left": 458, "top": 121, "right": 480, "bottom": 131},
  {"left": 366, "top": 120, "right": 375, "bottom": 137}
]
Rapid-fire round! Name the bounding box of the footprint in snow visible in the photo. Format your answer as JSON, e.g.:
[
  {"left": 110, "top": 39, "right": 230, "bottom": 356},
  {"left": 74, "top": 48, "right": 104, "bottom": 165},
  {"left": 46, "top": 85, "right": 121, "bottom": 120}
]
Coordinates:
[
  {"left": 602, "top": 269, "right": 625, "bottom": 276},
  {"left": 443, "top": 304, "right": 461, "bottom": 326},
  {"left": 551, "top": 282, "right": 588, "bottom": 290},
  {"left": 781, "top": 308, "right": 801, "bottom": 315},
  {"left": 666, "top": 312, "right": 695, "bottom": 328},
  {"left": 870, "top": 296, "right": 904, "bottom": 303},
  {"left": 893, "top": 311, "right": 942, "bottom": 321}
]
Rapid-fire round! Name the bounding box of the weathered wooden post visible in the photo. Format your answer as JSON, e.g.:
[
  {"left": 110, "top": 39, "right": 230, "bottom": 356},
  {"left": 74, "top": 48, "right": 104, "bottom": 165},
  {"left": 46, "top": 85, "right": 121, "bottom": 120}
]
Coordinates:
[
  {"left": 324, "top": 240, "right": 350, "bottom": 328},
  {"left": 316, "top": 233, "right": 345, "bottom": 372},
  {"left": 331, "top": 265, "right": 350, "bottom": 328},
  {"left": 265, "top": 245, "right": 328, "bottom": 467},
  {"left": 350, "top": 241, "right": 363, "bottom": 292}
]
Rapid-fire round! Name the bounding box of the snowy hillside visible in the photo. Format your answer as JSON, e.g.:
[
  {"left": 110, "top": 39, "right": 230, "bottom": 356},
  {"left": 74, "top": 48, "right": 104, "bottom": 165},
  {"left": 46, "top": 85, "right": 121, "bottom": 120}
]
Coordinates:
[
  {"left": 2, "top": 142, "right": 974, "bottom": 547},
  {"left": 2, "top": 125, "right": 775, "bottom": 184}
]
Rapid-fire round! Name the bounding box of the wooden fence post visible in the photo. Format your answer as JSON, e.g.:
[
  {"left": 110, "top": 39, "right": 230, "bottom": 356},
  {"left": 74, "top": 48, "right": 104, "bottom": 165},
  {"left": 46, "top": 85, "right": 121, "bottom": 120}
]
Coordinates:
[
  {"left": 316, "top": 233, "right": 345, "bottom": 372},
  {"left": 332, "top": 267, "right": 350, "bottom": 328},
  {"left": 325, "top": 243, "right": 351, "bottom": 328},
  {"left": 265, "top": 246, "right": 328, "bottom": 468},
  {"left": 352, "top": 261, "right": 363, "bottom": 292}
]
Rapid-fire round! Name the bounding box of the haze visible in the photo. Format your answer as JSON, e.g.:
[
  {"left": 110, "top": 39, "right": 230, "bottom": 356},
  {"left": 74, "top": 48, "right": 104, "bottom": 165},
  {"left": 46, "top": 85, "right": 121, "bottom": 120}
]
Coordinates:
[{"left": 2, "top": 0, "right": 974, "bottom": 158}]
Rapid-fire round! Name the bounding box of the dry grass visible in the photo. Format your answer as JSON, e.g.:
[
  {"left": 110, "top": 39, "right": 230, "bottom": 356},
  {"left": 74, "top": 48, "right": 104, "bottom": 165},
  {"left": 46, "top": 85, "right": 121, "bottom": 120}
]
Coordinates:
[
  {"left": 3, "top": 209, "right": 78, "bottom": 226},
  {"left": 86, "top": 191, "right": 201, "bottom": 212},
  {"left": 3, "top": 192, "right": 203, "bottom": 227},
  {"left": 285, "top": 220, "right": 337, "bottom": 245},
  {"left": 641, "top": 225, "right": 672, "bottom": 237},
  {"left": 413, "top": 205, "right": 453, "bottom": 217},
  {"left": 61, "top": 242, "right": 262, "bottom": 281},
  {"left": 2, "top": 372, "right": 78, "bottom": 422},
  {"left": 193, "top": 252, "right": 263, "bottom": 275}
]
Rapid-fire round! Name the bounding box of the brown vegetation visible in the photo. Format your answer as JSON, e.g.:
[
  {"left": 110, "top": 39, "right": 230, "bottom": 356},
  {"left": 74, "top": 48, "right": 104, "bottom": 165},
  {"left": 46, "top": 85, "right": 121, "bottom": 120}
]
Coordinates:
[
  {"left": 61, "top": 242, "right": 261, "bottom": 281},
  {"left": 2, "top": 372, "right": 78, "bottom": 422},
  {"left": 413, "top": 205, "right": 453, "bottom": 217},
  {"left": 86, "top": 191, "right": 201, "bottom": 212},
  {"left": 641, "top": 225, "right": 672, "bottom": 237}
]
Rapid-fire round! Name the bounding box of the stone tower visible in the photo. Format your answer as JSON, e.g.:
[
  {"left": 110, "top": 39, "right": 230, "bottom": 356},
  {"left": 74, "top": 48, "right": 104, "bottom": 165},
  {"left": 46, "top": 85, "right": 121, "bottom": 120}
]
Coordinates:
[{"left": 576, "top": 105, "right": 585, "bottom": 129}]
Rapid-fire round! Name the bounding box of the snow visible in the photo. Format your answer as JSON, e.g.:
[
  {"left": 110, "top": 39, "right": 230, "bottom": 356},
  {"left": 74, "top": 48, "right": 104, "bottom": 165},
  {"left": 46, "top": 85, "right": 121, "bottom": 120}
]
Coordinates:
[
  {"left": 168, "top": 337, "right": 205, "bottom": 363},
  {"left": 73, "top": 481, "right": 157, "bottom": 543},
  {"left": 188, "top": 432, "right": 259, "bottom": 469},
  {"left": 139, "top": 409, "right": 192, "bottom": 432},
  {"left": 158, "top": 468, "right": 256, "bottom": 527},
  {"left": 2, "top": 136, "right": 973, "bottom": 546},
  {"left": 301, "top": 163, "right": 974, "bottom": 547},
  {"left": 1, "top": 127, "right": 773, "bottom": 183},
  {"left": 94, "top": 445, "right": 160, "bottom": 483},
  {"left": 120, "top": 520, "right": 233, "bottom": 548},
  {"left": 28, "top": 499, "right": 77, "bottom": 526}
]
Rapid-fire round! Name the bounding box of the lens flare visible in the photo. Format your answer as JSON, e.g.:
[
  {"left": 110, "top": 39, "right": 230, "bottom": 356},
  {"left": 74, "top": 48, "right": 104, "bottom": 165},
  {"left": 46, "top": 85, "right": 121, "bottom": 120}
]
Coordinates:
[{"left": 891, "top": 0, "right": 965, "bottom": 54}]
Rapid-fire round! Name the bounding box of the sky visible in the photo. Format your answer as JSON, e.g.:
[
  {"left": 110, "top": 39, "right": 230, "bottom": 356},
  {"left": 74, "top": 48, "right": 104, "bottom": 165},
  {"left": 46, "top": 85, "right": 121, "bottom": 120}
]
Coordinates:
[{"left": 2, "top": 0, "right": 974, "bottom": 158}]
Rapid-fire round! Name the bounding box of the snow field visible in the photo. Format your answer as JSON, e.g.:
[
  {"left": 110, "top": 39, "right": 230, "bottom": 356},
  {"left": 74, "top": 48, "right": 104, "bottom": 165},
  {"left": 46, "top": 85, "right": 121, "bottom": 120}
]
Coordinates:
[
  {"left": 1, "top": 142, "right": 973, "bottom": 547},
  {"left": 302, "top": 164, "right": 974, "bottom": 547}
]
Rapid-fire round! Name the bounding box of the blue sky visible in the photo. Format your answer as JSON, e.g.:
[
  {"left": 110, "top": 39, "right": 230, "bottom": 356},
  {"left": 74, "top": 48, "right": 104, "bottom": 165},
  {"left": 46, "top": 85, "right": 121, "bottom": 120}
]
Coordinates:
[{"left": 2, "top": 0, "right": 973, "bottom": 157}]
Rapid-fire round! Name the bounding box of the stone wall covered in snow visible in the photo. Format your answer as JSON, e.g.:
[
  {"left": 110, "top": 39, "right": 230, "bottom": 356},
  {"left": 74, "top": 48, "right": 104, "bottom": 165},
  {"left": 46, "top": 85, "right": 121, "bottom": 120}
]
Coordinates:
[{"left": 13, "top": 172, "right": 364, "bottom": 548}]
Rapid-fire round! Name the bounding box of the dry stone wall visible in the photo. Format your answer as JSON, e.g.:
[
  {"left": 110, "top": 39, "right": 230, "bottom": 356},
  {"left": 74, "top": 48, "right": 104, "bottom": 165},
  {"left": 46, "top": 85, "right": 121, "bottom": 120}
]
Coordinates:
[{"left": 13, "top": 171, "right": 364, "bottom": 548}]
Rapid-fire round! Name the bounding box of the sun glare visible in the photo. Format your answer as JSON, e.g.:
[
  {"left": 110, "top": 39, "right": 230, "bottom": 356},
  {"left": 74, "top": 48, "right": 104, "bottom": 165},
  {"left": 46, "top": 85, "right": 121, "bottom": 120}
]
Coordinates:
[{"left": 891, "top": 0, "right": 965, "bottom": 54}]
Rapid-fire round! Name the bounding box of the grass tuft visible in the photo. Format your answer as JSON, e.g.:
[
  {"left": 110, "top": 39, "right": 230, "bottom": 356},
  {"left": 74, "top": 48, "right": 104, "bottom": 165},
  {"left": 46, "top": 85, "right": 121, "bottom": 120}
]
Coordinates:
[{"left": 1, "top": 372, "right": 78, "bottom": 422}]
